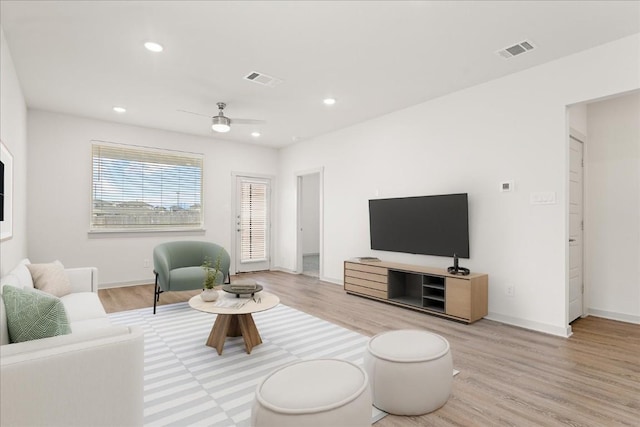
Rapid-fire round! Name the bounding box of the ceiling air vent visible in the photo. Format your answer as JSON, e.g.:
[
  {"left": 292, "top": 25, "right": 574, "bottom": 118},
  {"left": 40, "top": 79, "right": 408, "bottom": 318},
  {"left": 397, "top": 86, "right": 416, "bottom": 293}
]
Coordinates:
[
  {"left": 244, "top": 71, "right": 283, "bottom": 88},
  {"left": 496, "top": 40, "right": 536, "bottom": 59}
]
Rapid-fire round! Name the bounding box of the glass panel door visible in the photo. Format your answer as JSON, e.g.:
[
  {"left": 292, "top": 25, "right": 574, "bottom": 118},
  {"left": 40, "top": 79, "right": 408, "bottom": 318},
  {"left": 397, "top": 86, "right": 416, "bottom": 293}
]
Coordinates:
[{"left": 235, "top": 176, "right": 270, "bottom": 272}]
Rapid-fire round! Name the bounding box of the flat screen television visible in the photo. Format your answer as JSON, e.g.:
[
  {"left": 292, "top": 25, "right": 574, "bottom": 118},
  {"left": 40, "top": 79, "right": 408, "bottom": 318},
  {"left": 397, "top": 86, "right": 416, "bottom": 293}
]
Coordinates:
[{"left": 369, "top": 193, "right": 469, "bottom": 258}]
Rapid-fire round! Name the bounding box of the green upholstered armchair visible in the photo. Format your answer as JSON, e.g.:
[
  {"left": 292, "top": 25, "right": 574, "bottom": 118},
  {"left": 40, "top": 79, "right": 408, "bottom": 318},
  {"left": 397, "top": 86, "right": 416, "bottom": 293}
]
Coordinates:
[{"left": 152, "top": 241, "right": 231, "bottom": 314}]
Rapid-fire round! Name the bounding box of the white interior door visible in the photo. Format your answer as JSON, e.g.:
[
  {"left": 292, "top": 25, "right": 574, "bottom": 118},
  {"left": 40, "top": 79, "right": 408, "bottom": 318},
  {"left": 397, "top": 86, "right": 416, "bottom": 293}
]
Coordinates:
[
  {"left": 235, "top": 176, "right": 270, "bottom": 273},
  {"left": 569, "top": 135, "right": 584, "bottom": 322}
]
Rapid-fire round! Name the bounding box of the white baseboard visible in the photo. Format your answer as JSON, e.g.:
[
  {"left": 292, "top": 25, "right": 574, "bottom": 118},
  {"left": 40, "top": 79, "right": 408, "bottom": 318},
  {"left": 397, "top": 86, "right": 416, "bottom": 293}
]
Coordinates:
[
  {"left": 270, "top": 266, "right": 297, "bottom": 274},
  {"left": 320, "top": 276, "right": 342, "bottom": 286},
  {"left": 270, "top": 267, "right": 341, "bottom": 286},
  {"left": 485, "top": 312, "right": 572, "bottom": 337},
  {"left": 99, "top": 279, "right": 153, "bottom": 290},
  {"left": 587, "top": 308, "right": 640, "bottom": 324}
]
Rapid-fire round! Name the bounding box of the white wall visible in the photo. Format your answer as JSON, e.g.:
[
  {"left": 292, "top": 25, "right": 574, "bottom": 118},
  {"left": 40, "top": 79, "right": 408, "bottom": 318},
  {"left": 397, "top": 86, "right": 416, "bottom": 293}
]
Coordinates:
[
  {"left": 27, "top": 110, "right": 279, "bottom": 286},
  {"left": 277, "top": 34, "right": 640, "bottom": 336},
  {"left": 568, "top": 103, "right": 588, "bottom": 136},
  {"left": 585, "top": 92, "right": 640, "bottom": 323},
  {"left": 0, "top": 27, "right": 28, "bottom": 275},
  {"left": 302, "top": 173, "right": 320, "bottom": 255}
]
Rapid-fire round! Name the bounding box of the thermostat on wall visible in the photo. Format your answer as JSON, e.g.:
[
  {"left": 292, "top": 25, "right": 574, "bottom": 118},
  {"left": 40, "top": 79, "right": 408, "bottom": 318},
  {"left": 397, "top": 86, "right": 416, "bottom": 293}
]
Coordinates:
[{"left": 500, "top": 181, "right": 514, "bottom": 192}]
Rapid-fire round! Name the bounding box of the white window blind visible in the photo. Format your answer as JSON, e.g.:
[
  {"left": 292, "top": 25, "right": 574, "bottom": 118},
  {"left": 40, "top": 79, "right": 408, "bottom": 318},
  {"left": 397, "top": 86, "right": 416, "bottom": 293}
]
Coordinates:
[
  {"left": 240, "top": 180, "right": 267, "bottom": 261},
  {"left": 91, "top": 142, "right": 203, "bottom": 231}
]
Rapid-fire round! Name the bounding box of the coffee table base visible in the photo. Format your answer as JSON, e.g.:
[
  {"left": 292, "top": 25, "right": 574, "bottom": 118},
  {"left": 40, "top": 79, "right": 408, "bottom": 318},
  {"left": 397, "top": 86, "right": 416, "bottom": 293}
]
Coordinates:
[{"left": 206, "top": 313, "right": 263, "bottom": 355}]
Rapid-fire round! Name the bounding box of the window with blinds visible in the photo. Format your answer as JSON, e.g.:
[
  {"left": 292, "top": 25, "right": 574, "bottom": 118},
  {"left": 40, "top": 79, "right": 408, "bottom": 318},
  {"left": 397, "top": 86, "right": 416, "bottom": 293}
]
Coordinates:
[
  {"left": 91, "top": 141, "right": 203, "bottom": 231},
  {"left": 240, "top": 180, "right": 268, "bottom": 262}
]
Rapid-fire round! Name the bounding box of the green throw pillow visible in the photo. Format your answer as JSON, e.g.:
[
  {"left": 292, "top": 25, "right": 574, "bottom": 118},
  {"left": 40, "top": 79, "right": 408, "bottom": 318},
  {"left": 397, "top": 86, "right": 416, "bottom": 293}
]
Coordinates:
[{"left": 2, "top": 285, "right": 71, "bottom": 343}]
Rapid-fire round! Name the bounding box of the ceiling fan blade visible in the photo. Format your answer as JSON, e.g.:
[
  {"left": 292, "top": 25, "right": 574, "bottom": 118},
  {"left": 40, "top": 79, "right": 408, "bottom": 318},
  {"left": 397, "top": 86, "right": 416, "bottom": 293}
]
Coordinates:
[
  {"left": 177, "top": 109, "right": 212, "bottom": 118},
  {"left": 231, "top": 118, "right": 266, "bottom": 125}
]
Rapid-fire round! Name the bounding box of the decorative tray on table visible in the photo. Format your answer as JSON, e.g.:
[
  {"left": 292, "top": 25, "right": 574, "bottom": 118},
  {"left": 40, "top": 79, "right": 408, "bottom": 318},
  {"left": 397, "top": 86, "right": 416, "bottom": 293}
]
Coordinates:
[{"left": 222, "top": 284, "right": 263, "bottom": 297}]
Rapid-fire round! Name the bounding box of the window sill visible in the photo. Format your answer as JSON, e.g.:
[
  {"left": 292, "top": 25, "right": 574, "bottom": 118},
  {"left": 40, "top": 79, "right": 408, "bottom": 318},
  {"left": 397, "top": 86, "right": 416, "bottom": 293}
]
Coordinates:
[
  {"left": 240, "top": 258, "right": 268, "bottom": 264},
  {"left": 88, "top": 228, "right": 206, "bottom": 237}
]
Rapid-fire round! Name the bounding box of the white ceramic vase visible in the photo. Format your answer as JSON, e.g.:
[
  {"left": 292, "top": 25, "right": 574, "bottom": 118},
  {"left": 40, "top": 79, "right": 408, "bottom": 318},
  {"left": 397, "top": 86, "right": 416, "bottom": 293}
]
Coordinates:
[{"left": 200, "top": 288, "right": 219, "bottom": 302}]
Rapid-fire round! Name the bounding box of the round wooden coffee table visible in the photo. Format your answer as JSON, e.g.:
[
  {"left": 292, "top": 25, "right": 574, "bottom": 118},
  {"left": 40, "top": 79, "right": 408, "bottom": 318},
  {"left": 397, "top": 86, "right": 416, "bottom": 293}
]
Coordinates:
[{"left": 189, "top": 290, "right": 279, "bottom": 355}]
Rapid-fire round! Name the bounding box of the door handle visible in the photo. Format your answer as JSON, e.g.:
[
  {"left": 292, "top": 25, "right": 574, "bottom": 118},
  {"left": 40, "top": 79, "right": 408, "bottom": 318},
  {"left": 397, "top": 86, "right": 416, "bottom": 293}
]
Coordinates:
[{"left": 569, "top": 238, "right": 576, "bottom": 242}]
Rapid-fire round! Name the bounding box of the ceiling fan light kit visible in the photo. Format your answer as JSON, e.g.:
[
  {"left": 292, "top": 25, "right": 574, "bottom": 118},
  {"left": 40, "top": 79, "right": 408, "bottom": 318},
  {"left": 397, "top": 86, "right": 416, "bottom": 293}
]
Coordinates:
[
  {"left": 179, "top": 101, "right": 264, "bottom": 134},
  {"left": 211, "top": 115, "right": 231, "bottom": 133},
  {"left": 211, "top": 102, "right": 231, "bottom": 132}
]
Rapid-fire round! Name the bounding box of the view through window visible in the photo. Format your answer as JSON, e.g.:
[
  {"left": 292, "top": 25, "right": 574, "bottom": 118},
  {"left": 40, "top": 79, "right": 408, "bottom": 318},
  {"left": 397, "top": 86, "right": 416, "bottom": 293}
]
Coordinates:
[{"left": 91, "top": 141, "right": 203, "bottom": 231}]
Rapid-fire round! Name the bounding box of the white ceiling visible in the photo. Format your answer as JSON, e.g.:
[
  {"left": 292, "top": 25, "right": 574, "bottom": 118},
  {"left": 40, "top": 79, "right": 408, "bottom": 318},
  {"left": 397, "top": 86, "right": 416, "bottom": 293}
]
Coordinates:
[{"left": 1, "top": 1, "right": 639, "bottom": 148}]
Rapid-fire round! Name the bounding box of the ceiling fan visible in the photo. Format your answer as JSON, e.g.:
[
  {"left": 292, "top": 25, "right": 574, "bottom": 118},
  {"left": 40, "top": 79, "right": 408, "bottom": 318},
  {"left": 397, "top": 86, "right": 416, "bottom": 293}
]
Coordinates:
[{"left": 178, "top": 102, "right": 265, "bottom": 133}]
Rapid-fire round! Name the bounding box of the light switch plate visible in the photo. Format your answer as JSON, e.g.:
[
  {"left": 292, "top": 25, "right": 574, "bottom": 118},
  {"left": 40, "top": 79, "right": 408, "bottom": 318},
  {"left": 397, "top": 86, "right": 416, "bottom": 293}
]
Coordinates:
[{"left": 530, "top": 191, "right": 557, "bottom": 204}]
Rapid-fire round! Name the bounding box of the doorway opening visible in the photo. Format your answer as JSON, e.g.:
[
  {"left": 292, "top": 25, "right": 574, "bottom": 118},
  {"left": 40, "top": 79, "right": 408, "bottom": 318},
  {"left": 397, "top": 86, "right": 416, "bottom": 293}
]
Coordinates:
[
  {"left": 296, "top": 169, "right": 323, "bottom": 278},
  {"left": 568, "top": 129, "right": 585, "bottom": 323},
  {"left": 566, "top": 89, "right": 640, "bottom": 329}
]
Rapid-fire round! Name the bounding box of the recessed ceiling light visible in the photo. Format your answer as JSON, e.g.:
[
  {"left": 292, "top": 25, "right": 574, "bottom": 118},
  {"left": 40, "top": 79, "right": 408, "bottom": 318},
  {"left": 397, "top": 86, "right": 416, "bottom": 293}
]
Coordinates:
[
  {"left": 323, "top": 98, "right": 336, "bottom": 105},
  {"left": 144, "top": 42, "right": 163, "bottom": 53},
  {"left": 251, "top": 132, "right": 261, "bottom": 137},
  {"left": 113, "top": 106, "right": 127, "bottom": 113}
]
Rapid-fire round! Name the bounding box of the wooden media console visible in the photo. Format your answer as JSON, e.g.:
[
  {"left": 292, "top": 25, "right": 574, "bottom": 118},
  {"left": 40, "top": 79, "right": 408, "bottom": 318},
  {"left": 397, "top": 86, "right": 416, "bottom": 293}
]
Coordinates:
[{"left": 344, "top": 260, "right": 488, "bottom": 323}]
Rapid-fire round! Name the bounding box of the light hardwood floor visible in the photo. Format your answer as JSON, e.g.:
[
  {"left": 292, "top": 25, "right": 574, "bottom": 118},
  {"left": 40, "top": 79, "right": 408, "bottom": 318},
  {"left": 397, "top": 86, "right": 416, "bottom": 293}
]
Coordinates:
[{"left": 99, "top": 271, "right": 640, "bottom": 427}]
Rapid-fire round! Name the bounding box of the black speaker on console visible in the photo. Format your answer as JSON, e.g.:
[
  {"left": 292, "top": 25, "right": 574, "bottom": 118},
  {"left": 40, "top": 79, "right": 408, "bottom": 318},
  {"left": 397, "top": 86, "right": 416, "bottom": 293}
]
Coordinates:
[{"left": 447, "top": 253, "right": 470, "bottom": 276}]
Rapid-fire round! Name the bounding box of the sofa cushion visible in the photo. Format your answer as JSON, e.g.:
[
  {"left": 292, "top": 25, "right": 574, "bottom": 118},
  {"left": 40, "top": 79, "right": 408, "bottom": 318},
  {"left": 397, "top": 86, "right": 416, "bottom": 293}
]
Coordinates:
[
  {"left": 0, "top": 259, "right": 34, "bottom": 291},
  {"left": 2, "top": 285, "right": 71, "bottom": 343},
  {"left": 70, "top": 318, "right": 113, "bottom": 334},
  {"left": 60, "top": 292, "right": 107, "bottom": 323},
  {"left": 27, "top": 261, "right": 72, "bottom": 297}
]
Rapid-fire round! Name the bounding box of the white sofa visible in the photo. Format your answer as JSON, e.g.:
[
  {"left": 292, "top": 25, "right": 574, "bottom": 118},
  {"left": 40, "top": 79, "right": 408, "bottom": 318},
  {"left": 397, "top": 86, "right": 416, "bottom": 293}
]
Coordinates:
[{"left": 0, "top": 259, "right": 144, "bottom": 427}]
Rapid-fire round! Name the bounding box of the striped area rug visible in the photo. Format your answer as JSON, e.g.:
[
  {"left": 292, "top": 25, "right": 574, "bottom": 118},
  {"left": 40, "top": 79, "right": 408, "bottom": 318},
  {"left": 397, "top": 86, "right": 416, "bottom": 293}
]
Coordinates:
[{"left": 108, "top": 302, "right": 387, "bottom": 426}]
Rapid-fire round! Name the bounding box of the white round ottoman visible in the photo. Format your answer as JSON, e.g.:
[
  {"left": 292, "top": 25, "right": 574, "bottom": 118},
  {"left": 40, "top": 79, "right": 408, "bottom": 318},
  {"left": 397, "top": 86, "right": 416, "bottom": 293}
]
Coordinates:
[
  {"left": 364, "top": 329, "right": 452, "bottom": 415},
  {"left": 251, "top": 359, "right": 372, "bottom": 427}
]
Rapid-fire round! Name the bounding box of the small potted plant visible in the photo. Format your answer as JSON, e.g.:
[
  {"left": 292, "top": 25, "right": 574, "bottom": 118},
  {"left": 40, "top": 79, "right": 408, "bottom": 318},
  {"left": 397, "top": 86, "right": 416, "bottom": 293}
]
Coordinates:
[{"left": 201, "top": 255, "right": 222, "bottom": 302}]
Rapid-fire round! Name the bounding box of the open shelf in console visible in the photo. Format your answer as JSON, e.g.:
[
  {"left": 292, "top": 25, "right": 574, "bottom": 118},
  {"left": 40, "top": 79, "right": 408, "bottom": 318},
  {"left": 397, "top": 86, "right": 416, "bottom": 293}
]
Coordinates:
[
  {"left": 388, "top": 269, "right": 422, "bottom": 307},
  {"left": 422, "top": 275, "right": 445, "bottom": 312}
]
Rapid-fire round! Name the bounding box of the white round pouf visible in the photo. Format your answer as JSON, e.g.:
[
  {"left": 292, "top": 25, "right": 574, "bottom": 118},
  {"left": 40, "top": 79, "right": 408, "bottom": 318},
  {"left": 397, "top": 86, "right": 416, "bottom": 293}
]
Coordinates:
[
  {"left": 251, "top": 359, "right": 372, "bottom": 427},
  {"left": 364, "top": 329, "right": 452, "bottom": 415}
]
